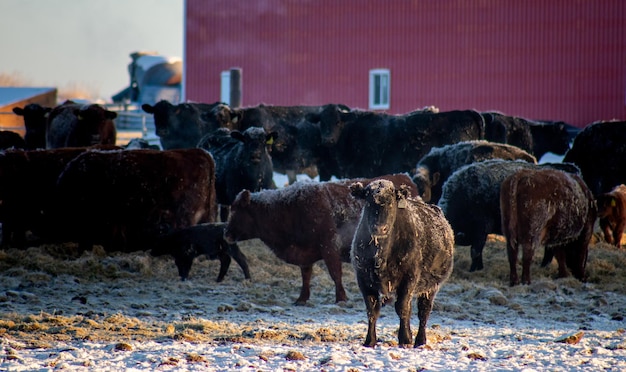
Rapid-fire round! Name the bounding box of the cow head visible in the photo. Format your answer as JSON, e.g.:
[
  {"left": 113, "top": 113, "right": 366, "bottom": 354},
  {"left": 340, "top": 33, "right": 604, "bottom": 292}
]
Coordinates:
[
  {"left": 142, "top": 100, "right": 177, "bottom": 137},
  {"left": 224, "top": 189, "right": 254, "bottom": 243},
  {"left": 307, "top": 104, "right": 351, "bottom": 146},
  {"left": 202, "top": 103, "right": 244, "bottom": 131},
  {"left": 144, "top": 100, "right": 208, "bottom": 149},
  {"left": 230, "top": 127, "right": 276, "bottom": 165},
  {"left": 13, "top": 103, "right": 51, "bottom": 149},
  {"left": 351, "top": 180, "right": 411, "bottom": 243},
  {"left": 411, "top": 167, "right": 440, "bottom": 203},
  {"left": 70, "top": 104, "right": 117, "bottom": 146}
]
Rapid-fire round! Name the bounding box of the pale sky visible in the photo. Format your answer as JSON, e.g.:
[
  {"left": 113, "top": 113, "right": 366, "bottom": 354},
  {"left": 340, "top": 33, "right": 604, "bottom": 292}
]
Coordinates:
[{"left": 0, "top": 0, "right": 183, "bottom": 101}]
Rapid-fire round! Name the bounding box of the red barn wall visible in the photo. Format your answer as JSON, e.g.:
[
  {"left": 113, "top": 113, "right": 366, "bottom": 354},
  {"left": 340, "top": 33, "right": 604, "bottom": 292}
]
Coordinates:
[{"left": 184, "top": 0, "right": 625, "bottom": 127}]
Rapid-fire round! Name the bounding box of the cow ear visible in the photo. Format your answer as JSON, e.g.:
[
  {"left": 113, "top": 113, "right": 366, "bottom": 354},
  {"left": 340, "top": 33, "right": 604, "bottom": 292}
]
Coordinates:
[
  {"left": 239, "top": 190, "right": 251, "bottom": 205},
  {"left": 432, "top": 172, "right": 440, "bottom": 186},
  {"left": 397, "top": 184, "right": 411, "bottom": 200},
  {"left": 230, "top": 130, "right": 245, "bottom": 142},
  {"left": 349, "top": 182, "right": 366, "bottom": 199},
  {"left": 106, "top": 110, "right": 117, "bottom": 119},
  {"left": 231, "top": 110, "right": 244, "bottom": 124},
  {"left": 337, "top": 104, "right": 351, "bottom": 113},
  {"left": 141, "top": 104, "right": 155, "bottom": 114},
  {"left": 12, "top": 107, "right": 24, "bottom": 116}
]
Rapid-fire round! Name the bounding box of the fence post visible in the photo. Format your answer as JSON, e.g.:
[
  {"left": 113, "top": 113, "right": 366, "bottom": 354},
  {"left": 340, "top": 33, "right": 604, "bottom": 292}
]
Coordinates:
[{"left": 230, "top": 68, "right": 242, "bottom": 108}]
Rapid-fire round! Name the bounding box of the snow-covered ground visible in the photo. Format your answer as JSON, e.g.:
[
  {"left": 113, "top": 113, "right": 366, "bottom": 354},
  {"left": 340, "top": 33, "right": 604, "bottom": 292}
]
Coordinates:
[{"left": 1, "top": 231, "right": 625, "bottom": 371}]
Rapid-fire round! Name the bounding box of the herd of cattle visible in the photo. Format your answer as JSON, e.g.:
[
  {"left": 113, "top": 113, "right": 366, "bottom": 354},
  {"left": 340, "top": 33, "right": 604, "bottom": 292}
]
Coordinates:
[{"left": 2, "top": 99, "right": 626, "bottom": 347}]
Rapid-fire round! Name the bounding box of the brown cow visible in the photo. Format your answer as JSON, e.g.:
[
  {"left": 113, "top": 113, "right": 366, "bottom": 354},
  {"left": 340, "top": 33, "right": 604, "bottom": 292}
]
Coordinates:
[
  {"left": 500, "top": 168, "right": 596, "bottom": 286},
  {"left": 223, "top": 174, "right": 418, "bottom": 305},
  {"left": 0, "top": 146, "right": 119, "bottom": 247},
  {"left": 55, "top": 148, "right": 217, "bottom": 252},
  {"left": 597, "top": 184, "right": 626, "bottom": 247}
]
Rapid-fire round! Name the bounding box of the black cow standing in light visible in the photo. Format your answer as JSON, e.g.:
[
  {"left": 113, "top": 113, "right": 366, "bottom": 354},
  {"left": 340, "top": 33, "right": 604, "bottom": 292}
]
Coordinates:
[
  {"left": 350, "top": 179, "right": 454, "bottom": 348},
  {"left": 197, "top": 127, "right": 275, "bottom": 222}
]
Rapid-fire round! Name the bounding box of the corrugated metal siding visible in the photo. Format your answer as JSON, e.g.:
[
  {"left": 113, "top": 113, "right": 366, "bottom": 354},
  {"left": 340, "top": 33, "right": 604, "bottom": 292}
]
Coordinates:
[{"left": 185, "top": 0, "right": 625, "bottom": 127}]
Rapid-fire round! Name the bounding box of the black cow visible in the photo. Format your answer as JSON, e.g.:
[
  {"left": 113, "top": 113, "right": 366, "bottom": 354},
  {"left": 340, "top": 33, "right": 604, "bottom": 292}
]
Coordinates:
[
  {"left": 223, "top": 174, "right": 418, "bottom": 305},
  {"left": 201, "top": 103, "right": 328, "bottom": 183},
  {"left": 563, "top": 120, "right": 626, "bottom": 196},
  {"left": 0, "top": 131, "right": 26, "bottom": 150},
  {"left": 528, "top": 120, "right": 575, "bottom": 159},
  {"left": 151, "top": 222, "right": 251, "bottom": 282},
  {"left": 197, "top": 127, "right": 275, "bottom": 221},
  {"left": 438, "top": 159, "right": 581, "bottom": 272},
  {"left": 55, "top": 148, "right": 217, "bottom": 252},
  {"left": 350, "top": 179, "right": 454, "bottom": 347},
  {"left": 141, "top": 100, "right": 224, "bottom": 149},
  {"left": 500, "top": 168, "right": 596, "bottom": 286},
  {"left": 483, "top": 112, "right": 574, "bottom": 159},
  {"left": 308, "top": 104, "right": 485, "bottom": 179},
  {"left": 12, "top": 103, "right": 50, "bottom": 149},
  {"left": 46, "top": 100, "right": 117, "bottom": 149},
  {"left": 412, "top": 140, "right": 536, "bottom": 203}
]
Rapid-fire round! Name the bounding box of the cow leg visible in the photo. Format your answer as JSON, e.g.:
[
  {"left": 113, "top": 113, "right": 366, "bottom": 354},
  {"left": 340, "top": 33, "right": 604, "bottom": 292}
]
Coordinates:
[
  {"left": 613, "top": 221, "right": 625, "bottom": 247},
  {"left": 394, "top": 281, "right": 413, "bottom": 347},
  {"left": 219, "top": 205, "right": 230, "bottom": 223},
  {"left": 600, "top": 219, "right": 613, "bottom": 245},
  {"left": 415, "top": 290, "right": 435, "bottom": 347},
  {"left": 295, "top": 265, "right": 313, "bottom": 305},
  {"left": 174, "top": 244, "right": 195, "bottom": 281},
  {"left": 507, "top": 240, "right": 520, "bottom": 286},
  {"left": 226, "top": 242, "right": 251, "bottom": 279},
  {"left": 215, "top": 251, "right": 231, "bottom": 282},
  {"left": 540, "top": 246, "right": 554, "bottom": 267},
  {"left": 363, "top": 294, "right": 381, "bottom": 347},
  {"left": 469, "top": 233, "right": 488, "bottom": 271},
  {"left": 322, "top": 250, "right": 347, "bottom": 303},
  {"left": 520, "top": 243, "right": 535, "bottom": 285},
  {"left": 554, "top": 247, "right": 570, "bottom": 279}
]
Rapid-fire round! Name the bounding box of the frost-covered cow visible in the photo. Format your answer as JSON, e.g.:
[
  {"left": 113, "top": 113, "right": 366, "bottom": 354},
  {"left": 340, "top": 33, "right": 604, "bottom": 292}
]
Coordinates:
[
  {"left": 224, "top": 174, "right": 418, "bottom": 305},
  {"left": 438, "top": 159, "right": 580, "bottom": 272},
  {"left": 350, "top": 179, "right": 454, "bottom": 347},
  {"left": 500, "top": 168, "right": 596, "bottom": 286},
  {"left": 412, "top": 140, "right": 536, "bottom": 203}
]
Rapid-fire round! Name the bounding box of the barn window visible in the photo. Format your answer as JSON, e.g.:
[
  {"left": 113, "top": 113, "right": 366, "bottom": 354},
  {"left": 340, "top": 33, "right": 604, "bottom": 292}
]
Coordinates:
[{"left": 369, "top": 69, "right": 390, "bottom": 110}]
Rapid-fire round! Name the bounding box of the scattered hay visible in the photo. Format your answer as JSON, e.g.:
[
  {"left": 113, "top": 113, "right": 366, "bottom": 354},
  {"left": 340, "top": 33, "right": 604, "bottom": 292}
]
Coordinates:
[{"left": 0, "top": 234, "right": 625, "bottom": 348}]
